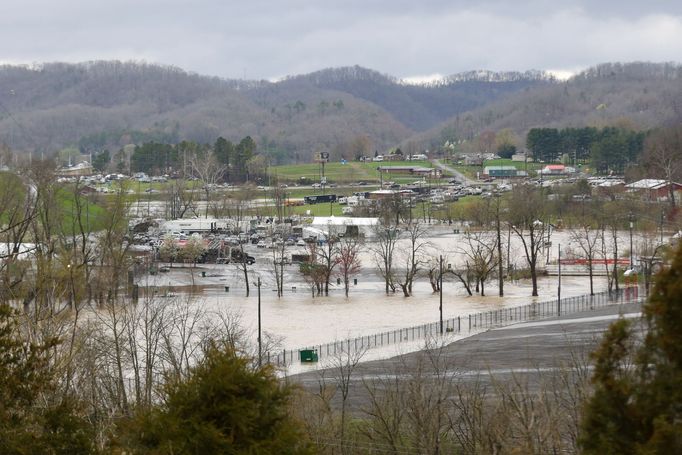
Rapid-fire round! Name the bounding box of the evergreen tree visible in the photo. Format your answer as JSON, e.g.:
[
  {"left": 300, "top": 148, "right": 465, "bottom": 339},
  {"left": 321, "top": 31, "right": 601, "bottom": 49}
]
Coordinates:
[
  {"left": 116, "top": 343, "right": 312, "bottom": 454},
  {"left": 92, "top": 149, "right": 110, "bottom": 172},
  {"left": 580, "top": 244, "right": 682, "bottom": 453},
  {"left": 213, "top": 136, "right": 234, "bottom": 168},
  {"left": 234, "top": 136, "right": 256, "bottom": 181}
]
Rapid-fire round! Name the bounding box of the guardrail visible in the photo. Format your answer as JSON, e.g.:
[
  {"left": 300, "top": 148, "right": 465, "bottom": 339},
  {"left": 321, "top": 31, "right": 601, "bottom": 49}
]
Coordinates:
[{"left": 267, "top": 287, "right": 641, "bottom": 367}]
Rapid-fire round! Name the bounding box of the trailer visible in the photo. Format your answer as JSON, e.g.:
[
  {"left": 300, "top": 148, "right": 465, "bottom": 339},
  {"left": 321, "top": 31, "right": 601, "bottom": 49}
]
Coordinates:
[
  {"left": 161, "top": 218, "right": 230, "bottom": 234},
  {"left": 304, "top": 194, "right": 337, "bottom": 205}
]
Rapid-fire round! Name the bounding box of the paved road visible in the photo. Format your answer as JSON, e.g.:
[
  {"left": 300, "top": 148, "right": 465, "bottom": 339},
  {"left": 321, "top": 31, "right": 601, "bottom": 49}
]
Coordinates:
[
  {"left": 291, "top": 302, "right": 643, "bottom": 411},
  {"left": 432, "top": 159, "right": 476, "bottom": 186}
]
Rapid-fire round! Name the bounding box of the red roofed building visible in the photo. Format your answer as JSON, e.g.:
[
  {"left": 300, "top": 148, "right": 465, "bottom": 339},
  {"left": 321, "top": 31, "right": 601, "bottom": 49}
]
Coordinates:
[{"left": 540, "top": 164, "right": 576, "bottom": 175}]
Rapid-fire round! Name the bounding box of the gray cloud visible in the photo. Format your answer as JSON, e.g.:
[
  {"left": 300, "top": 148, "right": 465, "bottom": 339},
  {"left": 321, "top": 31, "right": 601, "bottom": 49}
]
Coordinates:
[{"left": 1, "top": 1, "right": 681, "bottom": 80}]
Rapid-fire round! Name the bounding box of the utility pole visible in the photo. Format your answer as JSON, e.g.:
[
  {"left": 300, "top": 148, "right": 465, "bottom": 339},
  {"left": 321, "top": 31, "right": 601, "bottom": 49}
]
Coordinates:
[
  {"left": 629, "top": 212, "right": 635, "bottom": 270},
  {"left": 495, "top": 194, "right": 503, "bottom": 296},
  {"left": 257, "top": 277, "right": 262, "bottom": 367},
  {"left": 558, "top": 244, "right": 562, "bottom": 316},
  {"left": 439, "top": 255, "right": 443, "bottom": 334}
]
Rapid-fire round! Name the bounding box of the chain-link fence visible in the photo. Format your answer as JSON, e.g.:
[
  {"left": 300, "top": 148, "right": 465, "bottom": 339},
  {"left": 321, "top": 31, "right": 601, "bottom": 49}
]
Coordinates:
[{"left": 267, "top": 287, "right": 640, "bottom": 367}]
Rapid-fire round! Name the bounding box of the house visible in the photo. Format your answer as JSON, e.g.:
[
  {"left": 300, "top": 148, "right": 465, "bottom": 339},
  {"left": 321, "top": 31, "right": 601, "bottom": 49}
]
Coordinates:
[
  {"left": 483, "top": 166, "right": 527, "bottom": 178},
  {"left": 625, "top": 179, "right": 682, "bottom": 202},
  {"left": 463, "top": 154, "right": 484, "bottom": 166},
  {"left": 539, "top": 164, "right": 576, "bottom": 175}
]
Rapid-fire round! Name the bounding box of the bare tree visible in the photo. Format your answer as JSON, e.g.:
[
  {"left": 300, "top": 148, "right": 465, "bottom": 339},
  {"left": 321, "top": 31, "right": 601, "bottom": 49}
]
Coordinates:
[
  {"left": 570, "top": 223, "right": 601, "bottom": 296},
  {"left": 166, "top": 178, "right": 199, "bottom": 219},
  {"left": 301, "top": 229, "right": 340, "bottom": 297},
  {"left": 425, "top": 255, "right": 442, "bottom": 293},
  {"left": 599, "top": 203, "right": 625, "bottom": 293},
  {"left": 507, "top": 187, "right": 548, "bottom": 297},
  {"left": 324, "top": 342, "right": 368, "bottom": 452},
  {"left": 189, "top": 152, "right": 226, "bottom": 218},
  {"left": 636, "top": 232, "right": 667, "bottom": 296},
  {"left": 270, "top": 241, "right": 288, "bottom": 298},
  {"left": 395, "top": 222, "right": 430, "bottom": 297},
  {"left": 233, "top": 242, "right": 252, "bottom": 297},
  {"left": 0, "top": 168, "right": 38, "bottom": 307},
  {"left": 642, "top": 126, "right": 682, "bottom": 208},
  {"left": 337, "top": 236, "right": 362, "bottom": 298},
  {"left": 459, "top": 231, "right": 499, "bottom": 296},
  {"left": 300, "top": 242, "right": 326, "bottom": 297},
  {"left": 371, "top": 223, "right": 399, "bottom": 294}
]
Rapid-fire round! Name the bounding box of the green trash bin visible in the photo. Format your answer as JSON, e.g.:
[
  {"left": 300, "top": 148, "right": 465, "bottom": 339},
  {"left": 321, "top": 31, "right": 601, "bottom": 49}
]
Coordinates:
[
  {"left": 300, "top": 349, "right": 318, "bottom": 363},
  {"left": 201, "top": 271, "right": 206, "bottom": 277}
]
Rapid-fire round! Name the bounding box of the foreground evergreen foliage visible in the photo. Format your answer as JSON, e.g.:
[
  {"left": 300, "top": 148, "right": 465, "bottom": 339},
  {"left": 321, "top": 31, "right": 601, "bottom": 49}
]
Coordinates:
[
  {"left": 0, "top": 304, "right": 95, "bottom": 454},
  {"left": 114, "top": 344, "right": 313, "bottom": 454},
  {"left": 581, "top": 244, "right": 682, "bottom": 453}
]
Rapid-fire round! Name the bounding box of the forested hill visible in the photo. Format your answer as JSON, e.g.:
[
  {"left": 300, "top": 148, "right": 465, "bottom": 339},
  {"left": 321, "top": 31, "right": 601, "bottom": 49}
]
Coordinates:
[
  {"left": 0, "top": 61, "right": 550, "bottom": 160},
  {"left": 405, "top": 62, "right": 682, "bottom": 151},
  {"left": 0, "top": 61, "right": 679, "bottom": 161},
  {"left": 262, "top": 66, "right": 553, "bottom": 131}
]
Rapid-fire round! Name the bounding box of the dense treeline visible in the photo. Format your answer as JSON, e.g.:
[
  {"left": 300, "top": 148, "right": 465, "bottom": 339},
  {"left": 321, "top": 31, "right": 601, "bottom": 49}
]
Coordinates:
[
  {"left": 109, "top": 135, "right": 260, "bottom": 182},
  {"left": 526, "top": 126, "right": 646, "bottom": 173}
]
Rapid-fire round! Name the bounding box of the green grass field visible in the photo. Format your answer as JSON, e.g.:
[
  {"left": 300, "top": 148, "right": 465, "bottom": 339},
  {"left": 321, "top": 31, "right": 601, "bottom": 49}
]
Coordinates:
[{"left": 269, "top": 160, "right": 434, "bottom": 184}]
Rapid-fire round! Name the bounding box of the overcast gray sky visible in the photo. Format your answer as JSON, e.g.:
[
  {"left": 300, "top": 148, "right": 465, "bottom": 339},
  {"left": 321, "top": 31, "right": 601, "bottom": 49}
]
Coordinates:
[{"left": 2, "top": 0, "right": 681, "bottom": 81}]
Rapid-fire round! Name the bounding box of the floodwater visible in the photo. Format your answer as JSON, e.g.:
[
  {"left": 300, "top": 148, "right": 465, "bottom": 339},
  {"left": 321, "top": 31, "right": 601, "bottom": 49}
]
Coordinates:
[{"left": 135, "top": 225, "right": 660, "bottom": 368}]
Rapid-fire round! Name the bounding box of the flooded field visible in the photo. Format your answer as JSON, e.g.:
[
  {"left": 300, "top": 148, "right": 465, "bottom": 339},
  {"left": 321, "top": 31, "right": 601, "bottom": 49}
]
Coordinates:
[{"left": 137, "top": 225, "right": 631, "bottom": 351}]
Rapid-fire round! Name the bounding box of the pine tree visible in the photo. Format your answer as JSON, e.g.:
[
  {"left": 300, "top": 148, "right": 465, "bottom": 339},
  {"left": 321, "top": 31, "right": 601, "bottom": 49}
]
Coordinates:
[
  {"left": 580, "top": 244, "right": 682, "bottom": 453},
  {"left": 116, "top": 343, "right": 313, "bottom": 454}
]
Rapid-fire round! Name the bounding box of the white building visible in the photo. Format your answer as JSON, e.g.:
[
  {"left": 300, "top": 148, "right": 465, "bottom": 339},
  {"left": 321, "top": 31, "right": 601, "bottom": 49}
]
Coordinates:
[{"left": 305, "top": 217, "right": 380, "bottom": 239}]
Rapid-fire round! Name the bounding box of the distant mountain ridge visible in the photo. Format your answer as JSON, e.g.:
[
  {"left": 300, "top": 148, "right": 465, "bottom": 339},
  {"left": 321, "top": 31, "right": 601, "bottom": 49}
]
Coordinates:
[
  {"left": 405, "top": 61, "right": 682, "bottom": 151},
  {"left": 0, "top": 61, "right": 678, "bottom": 161},
  {"left": 268, "top": 65, "right": 553, "bottom": 130}
]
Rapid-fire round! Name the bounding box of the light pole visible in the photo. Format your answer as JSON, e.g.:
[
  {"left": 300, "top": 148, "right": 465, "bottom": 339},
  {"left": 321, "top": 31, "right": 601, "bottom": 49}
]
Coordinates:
[
  {"left": 439, "top": 255, "right": 443, "bottom": 334},
  {"left": 557, "top": 244, "right": 562, "bottom": 316},
  {"left": 257, "top": 276, "right": 262, "bottom": 367},
  {"left": 629, "top": 212, "right": 635, "bottom": 270}
]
